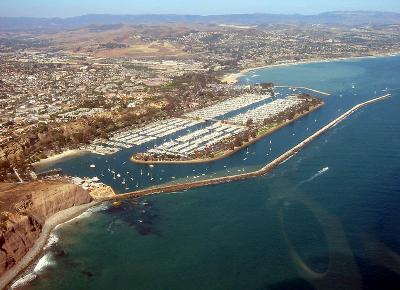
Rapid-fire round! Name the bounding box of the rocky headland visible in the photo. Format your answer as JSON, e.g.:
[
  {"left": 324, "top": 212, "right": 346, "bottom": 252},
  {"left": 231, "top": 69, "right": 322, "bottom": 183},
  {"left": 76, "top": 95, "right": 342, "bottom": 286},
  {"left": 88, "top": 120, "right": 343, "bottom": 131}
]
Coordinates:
[{"left": 0, "top": 181, "right": 93, "bottom": 277}]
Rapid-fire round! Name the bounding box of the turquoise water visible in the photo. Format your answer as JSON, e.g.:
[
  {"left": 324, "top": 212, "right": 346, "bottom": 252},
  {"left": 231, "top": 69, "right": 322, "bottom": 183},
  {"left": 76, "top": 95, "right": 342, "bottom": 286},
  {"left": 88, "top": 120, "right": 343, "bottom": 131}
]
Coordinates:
[{"left": 19, "top": 56, "right": 400, "bottom": 290}]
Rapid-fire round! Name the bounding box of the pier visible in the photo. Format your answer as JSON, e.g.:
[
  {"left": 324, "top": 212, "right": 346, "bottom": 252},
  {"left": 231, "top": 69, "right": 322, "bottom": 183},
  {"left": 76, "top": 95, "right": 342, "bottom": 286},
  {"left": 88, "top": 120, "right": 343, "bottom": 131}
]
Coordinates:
[{"left": 109, "top": 94, "right": 391, "bottom": 201}]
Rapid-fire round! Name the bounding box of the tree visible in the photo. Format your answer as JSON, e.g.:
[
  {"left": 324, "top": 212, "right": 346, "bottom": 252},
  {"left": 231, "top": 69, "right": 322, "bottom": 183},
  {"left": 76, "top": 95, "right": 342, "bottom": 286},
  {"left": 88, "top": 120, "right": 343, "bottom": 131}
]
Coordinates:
[
  {"left": 234, "top": 136, "right": 243, "bottom": 147},
  {"left": 246, "top": 118, "right": 254, "bottom": 127}
]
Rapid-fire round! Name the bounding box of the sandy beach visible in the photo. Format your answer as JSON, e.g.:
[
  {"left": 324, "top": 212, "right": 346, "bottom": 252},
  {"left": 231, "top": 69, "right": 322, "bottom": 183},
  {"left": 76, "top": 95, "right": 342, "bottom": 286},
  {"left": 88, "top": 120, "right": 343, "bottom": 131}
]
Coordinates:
[
  {"left": 32, "top": 149, "right": 85, "bottom": 169},
  {"left": 221, "top": 52, "right": 400, "bottom": 84},
  {"left": 0, "top": 201, "right": 100, "bottom": 290}
]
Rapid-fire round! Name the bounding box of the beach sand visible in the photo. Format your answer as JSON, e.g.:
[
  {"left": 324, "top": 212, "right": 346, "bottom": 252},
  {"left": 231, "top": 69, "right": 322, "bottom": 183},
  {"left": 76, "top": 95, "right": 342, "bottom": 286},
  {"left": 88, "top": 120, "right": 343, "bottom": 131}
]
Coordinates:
[
  {"left": 33, "top": 149, "right": 85, "bottom": 169},
  {"left": 221, "top": 52, "right": 400, "bottom": 84}
]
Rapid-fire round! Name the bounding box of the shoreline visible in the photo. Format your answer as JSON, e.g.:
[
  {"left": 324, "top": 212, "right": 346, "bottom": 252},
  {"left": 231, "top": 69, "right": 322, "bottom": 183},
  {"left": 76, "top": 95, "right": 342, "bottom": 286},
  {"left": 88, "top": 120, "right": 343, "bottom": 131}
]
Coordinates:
[
  {"left": 114, "top": 94, "right": 391, "bottom": 200},
  {"left": 221, "top": 52, "right": 400, "bottom": 84},
  {"left": 131, "top": 102, "right": 324, "bottom": 165},
  {"left": 32, "top": 149, "right": 85, "bottom": 169},
  {"left": 0, "top": 201, "right": 100, "bottom": 290},
  {"left": 2, "top": 94, "right": 391, "bottom": 289}
]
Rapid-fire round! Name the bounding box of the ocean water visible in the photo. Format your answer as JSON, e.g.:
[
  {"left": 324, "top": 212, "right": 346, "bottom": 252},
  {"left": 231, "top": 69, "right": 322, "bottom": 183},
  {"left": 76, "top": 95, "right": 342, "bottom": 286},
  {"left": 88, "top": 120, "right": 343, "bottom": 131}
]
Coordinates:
[{"left": 18, "top": 56, "right": 400, "bottom": 290}]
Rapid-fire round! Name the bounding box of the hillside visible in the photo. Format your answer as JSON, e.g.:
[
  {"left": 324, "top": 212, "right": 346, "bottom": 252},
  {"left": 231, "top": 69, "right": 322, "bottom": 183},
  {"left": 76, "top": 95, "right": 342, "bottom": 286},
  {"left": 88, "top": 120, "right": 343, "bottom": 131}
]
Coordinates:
[{"left": 1, "top": 11, "right": 400, "bottom": 31}]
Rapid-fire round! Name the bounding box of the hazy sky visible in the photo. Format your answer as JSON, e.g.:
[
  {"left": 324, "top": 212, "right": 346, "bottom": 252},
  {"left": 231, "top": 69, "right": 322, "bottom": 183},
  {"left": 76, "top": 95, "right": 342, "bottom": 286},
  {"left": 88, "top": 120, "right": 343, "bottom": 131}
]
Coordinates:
[{"left": 1, "top": 0, "right": 400, "bottom": 17}]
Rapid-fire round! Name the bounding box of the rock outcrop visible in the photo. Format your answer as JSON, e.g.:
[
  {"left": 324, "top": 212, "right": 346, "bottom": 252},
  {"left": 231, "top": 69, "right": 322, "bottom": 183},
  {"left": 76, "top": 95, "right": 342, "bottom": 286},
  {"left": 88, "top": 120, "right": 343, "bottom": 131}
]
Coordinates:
[{"left": 0, "top": 181, "right": 92, "bottom": 276}]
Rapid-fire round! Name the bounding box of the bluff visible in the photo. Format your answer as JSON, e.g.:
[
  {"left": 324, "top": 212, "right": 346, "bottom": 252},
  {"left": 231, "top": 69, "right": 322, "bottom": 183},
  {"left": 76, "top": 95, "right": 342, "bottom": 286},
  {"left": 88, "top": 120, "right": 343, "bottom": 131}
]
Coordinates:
[{"left": 0, "top": 181, "right": 92, "bottom": 276}]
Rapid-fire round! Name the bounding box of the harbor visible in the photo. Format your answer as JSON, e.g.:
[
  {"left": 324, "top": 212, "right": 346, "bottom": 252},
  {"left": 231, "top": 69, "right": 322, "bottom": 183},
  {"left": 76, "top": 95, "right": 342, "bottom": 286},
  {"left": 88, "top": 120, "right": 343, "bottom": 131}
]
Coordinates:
[
  {"left": 184, "top": 93, "right": 273, "bottom": 120},
  {"left": 80, "top": 118, "right": 205, "bottom": 155},
  {"left": 146, "top": 122, "right": 246, "bottom": 158},
  {"left": 112, "top": 94, "right": 391, "bottom": 200},
  {"left": 228, "top": 96, "right": 303, "bottom": 125},
  {"left": 134, "top": 94, "right": 323, "bottom": 163}
]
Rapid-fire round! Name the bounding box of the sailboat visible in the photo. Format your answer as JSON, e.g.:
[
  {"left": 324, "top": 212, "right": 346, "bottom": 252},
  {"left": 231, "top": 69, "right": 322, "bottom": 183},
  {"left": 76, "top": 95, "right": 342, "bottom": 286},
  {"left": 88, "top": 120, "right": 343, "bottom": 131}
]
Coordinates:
[
  {"left": 140, "top": 169, "right": 143, "bottom": 176},
  {"left": 122, "top": 178, "right": 126, "bottom": 185}
]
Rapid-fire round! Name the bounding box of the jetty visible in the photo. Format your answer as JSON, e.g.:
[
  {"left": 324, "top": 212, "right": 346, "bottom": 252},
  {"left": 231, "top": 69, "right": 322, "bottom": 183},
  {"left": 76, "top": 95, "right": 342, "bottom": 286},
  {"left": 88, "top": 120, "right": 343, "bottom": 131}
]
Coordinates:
[
  {"left": 110, "top": 94, "right": 390, "bottom": 201},
  {"left": 276, "top": 86, "right": 331, "bottom": 96}
]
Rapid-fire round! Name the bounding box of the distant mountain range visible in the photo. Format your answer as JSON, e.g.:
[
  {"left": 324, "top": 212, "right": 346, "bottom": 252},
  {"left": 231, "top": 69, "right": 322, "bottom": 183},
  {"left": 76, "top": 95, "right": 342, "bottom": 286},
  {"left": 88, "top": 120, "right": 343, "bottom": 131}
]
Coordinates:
[{"left": 1, "top": 11, "right": 400, "bottom": 31}]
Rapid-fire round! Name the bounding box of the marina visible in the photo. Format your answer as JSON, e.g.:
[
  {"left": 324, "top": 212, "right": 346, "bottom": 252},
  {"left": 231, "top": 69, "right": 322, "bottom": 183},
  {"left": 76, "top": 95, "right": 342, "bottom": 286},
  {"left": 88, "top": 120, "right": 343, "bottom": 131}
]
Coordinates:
[
  {"left": 114, "top": 94, "right": 391, "bottom": 200},
  {"left": 79, "top": 92, "right": 277, "bottom": 158},
  {"left": 228, "top": 96, "right": 303, "bottom": 125},
  {"left": 146, "top": 122, "right": 246, "bottom": 158},
  {"left": 184, "top": 93, "right": 272, "bottom": 120},
  {"left": 80, "top": 118, "right": 205, "bottom": 155},
  {"left": 134, "top": 93, "right": 323, "bottom": 163}
]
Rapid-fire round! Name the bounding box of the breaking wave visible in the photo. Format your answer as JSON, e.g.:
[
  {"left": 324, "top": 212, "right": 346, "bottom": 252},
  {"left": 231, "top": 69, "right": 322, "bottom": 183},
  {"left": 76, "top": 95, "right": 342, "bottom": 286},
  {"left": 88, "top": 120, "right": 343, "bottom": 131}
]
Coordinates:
[
  {"left": 43, "top": 232, "right": 59, "bottom": 250},
  {"left": 55, "top": 203, "right": 110, "bottom": 229},
  {"left": 33, "top": 253, "right": 54, "bottom": 273},
  {"left": 11, "top": 253, "right": 54, "bottom": 289},
  {"left": 10, "top": 273, "right": 37, "bottom": 289}
]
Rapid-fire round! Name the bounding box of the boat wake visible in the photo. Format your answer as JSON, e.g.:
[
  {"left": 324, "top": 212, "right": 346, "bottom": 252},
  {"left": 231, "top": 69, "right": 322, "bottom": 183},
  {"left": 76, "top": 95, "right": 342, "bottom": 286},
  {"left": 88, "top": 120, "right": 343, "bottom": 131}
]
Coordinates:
[{"left": 301, "top": 167, "right": 329, "bottom": 184}]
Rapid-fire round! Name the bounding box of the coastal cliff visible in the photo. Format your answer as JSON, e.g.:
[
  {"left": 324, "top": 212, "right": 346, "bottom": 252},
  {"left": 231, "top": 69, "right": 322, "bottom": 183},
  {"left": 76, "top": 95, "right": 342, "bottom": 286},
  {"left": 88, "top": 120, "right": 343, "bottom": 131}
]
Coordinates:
[{"left": 0, "top": 181, "right": 93, "bottom": 277}]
